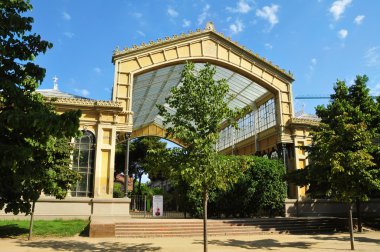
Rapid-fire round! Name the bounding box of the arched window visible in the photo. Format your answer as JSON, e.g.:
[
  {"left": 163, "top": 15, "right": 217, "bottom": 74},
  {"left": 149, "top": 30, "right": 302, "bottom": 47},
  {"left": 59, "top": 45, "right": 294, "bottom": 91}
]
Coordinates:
[{"left": 71, "top": 131, "right": 95, "bottom": 197}]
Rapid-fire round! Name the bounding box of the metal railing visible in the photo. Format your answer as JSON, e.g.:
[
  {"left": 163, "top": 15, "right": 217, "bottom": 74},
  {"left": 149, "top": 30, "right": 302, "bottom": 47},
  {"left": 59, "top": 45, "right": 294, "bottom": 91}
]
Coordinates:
[{"left": 129, "top": 195, "right": 187, "bottom": 218}]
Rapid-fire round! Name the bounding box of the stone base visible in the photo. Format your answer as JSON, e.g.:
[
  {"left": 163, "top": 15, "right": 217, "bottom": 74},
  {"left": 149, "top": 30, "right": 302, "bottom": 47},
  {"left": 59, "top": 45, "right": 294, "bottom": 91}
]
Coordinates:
[
  {"left": 285, "top": 198, "right": 380, "bottom": 217},
  {"left": 92, "top": 198, "right": 131, "bottom": 217},
  {"left": 89, "top": 221, "right": 115, "bottom": 237},
  {"left": 0, "top": 197, "right": 131, "bottom": 220}
]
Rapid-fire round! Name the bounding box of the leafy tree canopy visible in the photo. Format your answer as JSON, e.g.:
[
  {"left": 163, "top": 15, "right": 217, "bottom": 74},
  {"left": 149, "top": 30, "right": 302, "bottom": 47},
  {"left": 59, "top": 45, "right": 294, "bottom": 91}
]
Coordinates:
[
  {"left": 0, "top": 0, "right": 81, "bottom": 215},
  {"left": 157, "top": 62, "right": 246, "bottom": 194},
  {"left": 115, "top": 136, "right": 168, "bottom": 194},
  {"left": 287, "top": 75, "right": 380, "bottom": 203},
  {"left": 157, "top": 62, "right": 247, "bottom": 251},
  {"left": 130, "top": 137, "right": 167, "bottom": 193}
]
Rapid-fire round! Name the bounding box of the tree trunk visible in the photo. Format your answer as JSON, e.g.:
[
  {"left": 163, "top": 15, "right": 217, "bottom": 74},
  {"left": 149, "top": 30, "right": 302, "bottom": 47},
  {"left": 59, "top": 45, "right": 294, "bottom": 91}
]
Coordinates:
[
  {"left": 28, "top": 201, "right": 36, "bottom": 241},
  {"left": 132, "top": 175, "right": 136, "bottom": 193},
  {"left": 203, "top": 189, "right": 208, "bottom": 252},
  {"left": 348, "top": 203, "right": 355, "bottom": 250},
  {"left": 138, "top": 173, "right": 143, "bottom": 195},
  {"left": 356, "top": 199, "right": 362, "bottom": 232}
]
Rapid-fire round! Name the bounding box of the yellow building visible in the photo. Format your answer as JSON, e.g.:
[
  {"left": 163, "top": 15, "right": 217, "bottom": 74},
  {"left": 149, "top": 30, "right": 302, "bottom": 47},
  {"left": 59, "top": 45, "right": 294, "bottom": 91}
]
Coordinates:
[
  {"left": 111, "top": 22, "right": 319, "bottom": 200},
  {"left": 1, "top": 22, "right": 319, "bottom": 221}
]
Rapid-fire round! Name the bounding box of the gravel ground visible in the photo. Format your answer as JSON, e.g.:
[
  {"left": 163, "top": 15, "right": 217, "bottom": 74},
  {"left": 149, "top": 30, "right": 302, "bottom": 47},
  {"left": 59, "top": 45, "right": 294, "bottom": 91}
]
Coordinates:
[{"left": 0, "top": 231, "right": 379, "bottom": 251}]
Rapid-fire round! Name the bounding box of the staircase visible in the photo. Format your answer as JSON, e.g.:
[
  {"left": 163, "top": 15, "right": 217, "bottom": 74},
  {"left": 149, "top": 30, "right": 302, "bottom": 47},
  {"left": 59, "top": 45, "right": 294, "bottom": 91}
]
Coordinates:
[{"left": 115, "top": 218, "right": 347, "bottom": 238}]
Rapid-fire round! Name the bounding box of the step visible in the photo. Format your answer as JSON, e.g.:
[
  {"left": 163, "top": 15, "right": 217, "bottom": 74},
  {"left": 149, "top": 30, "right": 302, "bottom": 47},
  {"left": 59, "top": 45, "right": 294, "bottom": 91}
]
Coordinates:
[
  {"left": 116, "top": 220, "right": 344, "bottom": 227},
  {"left": 115, "top": 228, "right": 343, "bottom": 238},
  {"left": 115, "top": 225, "right": 344, "bottom": 236},
  {"left": 115, "top": 223, "right": 345, "bottom": 231},
  {"left": 115, "top": 223, "right": 343, "bottom": 232},
  {"left": 111, "top": 218, "right": 348, "bottom": 238}
]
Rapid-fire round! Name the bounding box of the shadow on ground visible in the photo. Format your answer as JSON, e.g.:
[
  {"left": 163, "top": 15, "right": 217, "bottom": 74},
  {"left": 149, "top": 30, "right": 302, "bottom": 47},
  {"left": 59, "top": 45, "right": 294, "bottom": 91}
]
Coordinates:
[
  {"left": 194, "top": 238, "right": 315, "bottom": 249},
  {"left": 79, "top": 223, "right": 90, "bottom": 237},
  {"left": 17, "top": 240, "right": 161, "bottom": 252},
  {"left": 312, "top": 234, "right": 380, "bottom": 245},
  {"left": 0, "top": 224, "right": 28, "bottom": 238}
]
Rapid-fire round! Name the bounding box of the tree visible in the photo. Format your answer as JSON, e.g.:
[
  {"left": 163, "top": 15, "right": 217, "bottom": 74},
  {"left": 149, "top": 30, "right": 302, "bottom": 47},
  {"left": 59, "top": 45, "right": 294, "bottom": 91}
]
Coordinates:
[
  {"left": 209, "top": 156, "right": 286, "bottom": 218},
  {"left": 130, "top": 137, "right": 167, "bottom": 194},
  {"left": 0, "top": 0, "right": 81, "bottom": 239},
  {"left": 158, "top": 62, "right": 245, "bottom": 252},
  {"left": 287, "top": 75, "right": 380, "bottom": 250},
  {"left": 115, "top": 137, "right": 168, "bottom": 194}
]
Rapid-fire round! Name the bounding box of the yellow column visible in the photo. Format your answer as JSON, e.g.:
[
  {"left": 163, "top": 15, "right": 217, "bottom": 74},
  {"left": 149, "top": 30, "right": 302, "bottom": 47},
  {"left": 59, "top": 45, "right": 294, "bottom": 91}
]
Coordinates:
[{"left": 94, "top": 125, "right": 116, "bottom": 198}]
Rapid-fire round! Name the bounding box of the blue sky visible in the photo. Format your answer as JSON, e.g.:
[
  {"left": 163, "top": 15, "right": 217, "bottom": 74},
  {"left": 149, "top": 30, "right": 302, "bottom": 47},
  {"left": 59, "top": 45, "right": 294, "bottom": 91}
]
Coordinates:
[{"left": 30, "top": 0, "right": 380, "bottom": 114}]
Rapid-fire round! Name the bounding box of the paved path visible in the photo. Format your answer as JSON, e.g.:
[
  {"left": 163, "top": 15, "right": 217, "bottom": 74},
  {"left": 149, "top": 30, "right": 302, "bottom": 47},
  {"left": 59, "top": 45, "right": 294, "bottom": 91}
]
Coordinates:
[{"left": 1, "top": 232, "right": 379, "bottom": 251}]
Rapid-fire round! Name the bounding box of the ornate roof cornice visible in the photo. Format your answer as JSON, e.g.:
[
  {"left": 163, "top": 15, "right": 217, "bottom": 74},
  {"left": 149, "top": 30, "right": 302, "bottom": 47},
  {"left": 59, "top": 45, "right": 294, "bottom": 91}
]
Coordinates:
[
  {"left": 113, "top": 28, "right": 207, "bottom": 57},
  {"left": 112, "top": 22, "right": 294, "bottom": 81},
  {"left": 289, "top": 117, "right": 320, "bottom": 127},
  {"left": 48, "top": 97, "right": 123, "bottom": 109}
]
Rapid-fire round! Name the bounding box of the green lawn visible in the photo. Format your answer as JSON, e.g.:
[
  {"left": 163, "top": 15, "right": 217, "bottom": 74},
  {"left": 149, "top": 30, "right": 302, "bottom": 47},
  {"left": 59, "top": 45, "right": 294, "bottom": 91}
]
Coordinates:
[{"left": 0, "top": 219, "right": 89, "bottom": 238}]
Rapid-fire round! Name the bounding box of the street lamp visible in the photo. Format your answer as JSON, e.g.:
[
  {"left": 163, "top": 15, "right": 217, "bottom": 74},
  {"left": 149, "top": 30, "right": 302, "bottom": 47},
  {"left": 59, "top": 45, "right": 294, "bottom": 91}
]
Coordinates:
[{"left": 124, "top": 132, "right": 131, "bottom": 198}]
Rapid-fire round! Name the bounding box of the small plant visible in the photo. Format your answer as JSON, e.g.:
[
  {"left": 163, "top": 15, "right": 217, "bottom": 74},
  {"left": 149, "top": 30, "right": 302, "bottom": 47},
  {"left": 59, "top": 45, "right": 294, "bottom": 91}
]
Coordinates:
[{"left": 113, "top": 183, "right": 125, "bottom": 198}]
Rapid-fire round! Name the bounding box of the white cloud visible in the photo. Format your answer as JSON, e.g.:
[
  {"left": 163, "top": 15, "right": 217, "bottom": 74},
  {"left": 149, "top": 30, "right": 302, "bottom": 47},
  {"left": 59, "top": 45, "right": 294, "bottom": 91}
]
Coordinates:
[
  {"left": 68, "top": 78, "right": 77, "bottom": 85},
  {"left": 323, "top": 46, "right": 331, "bottom": 51},
  {"left": 329, "top": 0, "right": 352, "bottom": 21},
  {"left": 354, "top": 15, "right": 365, "bottom": 25},
  {"left": 229, "top": 20, "right": 244, "bottom": 35},
  {"left": 306, "top": 58, "right": 318, "bottom": 79},
  {"left": 74, "top": 88, "right": 90, "bottom": 97},
  {"left": 132, "top": 12, "right": 142, "bottom": 19},
  {"left": 338, "top": 29, "right": 348, "bottom": 39},
  {"left": 309, "top": 58, "right": 317, "bottom": 70},
  {"left": 372, "top": 83, "right": 380, "bottom": 95},
  {"left": 182, "top": 19, "right": 191, "bottom": 27},
  {"left": 63, "top": 32, "right": 74, "bottom": 38},
  {"left": 365, "top": 47, "right": 380, "bottom": 67},
  {"left": 256, "top": 4, "right": 279, "bottom": 29},
  {"left": 198, "top": 4, "right": 210, "bottom": 25},
  {"left": 104, "top": 87, "right": 112, "bottom": 93},
  {"left": 265, "top": 43, "right": 273, "bottom": 49},
  {"left": 137, "top": 30, "right": 146, "bottom": 37},
  {"left": 94, "top": 67, "right": 101, "bottom": 74},
  {"left": 226, "top": 0, "right": 252, "bottom": 14},
  {"left": 62, "top": 11, "right": 71, "bottom": 21},
  {"left": 167, "top": 7, "right": 179, "bottom": 18}
]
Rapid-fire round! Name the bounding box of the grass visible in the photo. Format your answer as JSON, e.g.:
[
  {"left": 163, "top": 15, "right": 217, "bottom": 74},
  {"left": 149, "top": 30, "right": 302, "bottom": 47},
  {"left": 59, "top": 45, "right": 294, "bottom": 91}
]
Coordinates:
[{"left": 0, "top": 219, "right": 89, "bottom": 238}]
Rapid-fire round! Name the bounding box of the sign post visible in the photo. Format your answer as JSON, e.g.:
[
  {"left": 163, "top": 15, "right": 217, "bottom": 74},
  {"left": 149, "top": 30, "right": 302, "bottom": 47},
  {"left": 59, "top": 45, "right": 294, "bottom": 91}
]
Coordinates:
[{"left": 152, "top": 195, "right": 163, "bottom": 217}]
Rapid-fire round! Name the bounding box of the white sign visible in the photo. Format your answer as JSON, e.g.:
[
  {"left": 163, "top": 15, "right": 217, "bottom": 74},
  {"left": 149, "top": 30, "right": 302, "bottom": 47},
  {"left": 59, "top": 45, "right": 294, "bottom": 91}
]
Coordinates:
[{"left": 152, "top": 195, "right": 163, "bottom": 217}]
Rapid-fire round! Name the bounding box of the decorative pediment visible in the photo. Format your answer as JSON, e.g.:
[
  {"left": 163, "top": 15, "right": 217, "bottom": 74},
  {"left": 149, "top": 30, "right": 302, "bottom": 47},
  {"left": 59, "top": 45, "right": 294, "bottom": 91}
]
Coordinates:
[{"left": 112, "top": 22, "right": 293, "bottom": 82}]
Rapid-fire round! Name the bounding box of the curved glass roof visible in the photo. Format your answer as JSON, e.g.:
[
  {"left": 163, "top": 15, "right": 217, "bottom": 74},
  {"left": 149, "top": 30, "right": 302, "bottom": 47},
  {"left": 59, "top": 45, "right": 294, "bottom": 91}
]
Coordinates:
[{"left": 132, "top": 63, "right": 270, "bottom": 130}]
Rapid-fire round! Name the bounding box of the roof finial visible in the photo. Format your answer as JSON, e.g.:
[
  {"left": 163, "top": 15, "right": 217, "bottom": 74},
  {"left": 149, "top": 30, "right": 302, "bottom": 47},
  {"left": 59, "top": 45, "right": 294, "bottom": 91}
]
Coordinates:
[
  {"left": 205, "top": 21, "right": 215, "bottom": 31},
  {"left": 53, "top": 76, "right": 59, "bottom": 90}
]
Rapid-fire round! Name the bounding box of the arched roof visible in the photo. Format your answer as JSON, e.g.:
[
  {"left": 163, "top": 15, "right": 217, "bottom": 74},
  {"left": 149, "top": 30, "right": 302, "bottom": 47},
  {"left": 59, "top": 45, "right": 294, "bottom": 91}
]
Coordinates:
[
  {"left": 111, "top": 22, "right": 295, "bottom": 137},
  {"left": 132, "top": 62, "right": 270, "bottom": 131}
]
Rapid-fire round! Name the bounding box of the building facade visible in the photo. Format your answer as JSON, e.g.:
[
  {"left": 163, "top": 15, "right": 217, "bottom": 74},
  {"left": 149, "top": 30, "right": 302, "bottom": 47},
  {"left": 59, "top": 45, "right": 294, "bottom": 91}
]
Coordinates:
[{"left": 1, "top": 22, "right": 318, "bottom": 220}]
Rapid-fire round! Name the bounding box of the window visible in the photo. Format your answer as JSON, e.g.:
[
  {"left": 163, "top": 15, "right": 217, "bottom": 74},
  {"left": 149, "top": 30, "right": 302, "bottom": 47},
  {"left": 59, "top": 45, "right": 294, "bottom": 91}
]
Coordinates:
[
  {"left": 258, "top": 98, "right": 276, "bottom": 132},
  {"left": 71, "top": 131, "right": 95, "bottom": 197},
  {"left": 217, "top": 98, "right": 276, "bottom": 151}
]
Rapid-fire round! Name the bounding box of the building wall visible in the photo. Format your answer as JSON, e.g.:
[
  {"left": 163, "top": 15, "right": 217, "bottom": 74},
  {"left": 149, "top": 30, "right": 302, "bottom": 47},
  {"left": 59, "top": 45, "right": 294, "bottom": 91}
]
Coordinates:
[
  {"left": 53, "top": 101, "right": 123, "bottom": 199},
  {"left": 0, "top": 197, "right": 131, "bottom": 220},
  {"left": 285, "top": 199, "right": 380, "bottom": 217},
  {"left": 112, "top": 31, "right": 295, "bottom": 145},
  {"left": 110, "top": 30, "right": 320, "bottom": 200}
]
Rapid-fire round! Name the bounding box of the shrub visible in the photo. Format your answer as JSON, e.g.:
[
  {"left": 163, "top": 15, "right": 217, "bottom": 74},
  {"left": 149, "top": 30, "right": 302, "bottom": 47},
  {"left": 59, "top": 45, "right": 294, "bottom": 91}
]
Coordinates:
[{"left": 113, "top": 183, "right": 124, "bottom": 198}]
